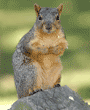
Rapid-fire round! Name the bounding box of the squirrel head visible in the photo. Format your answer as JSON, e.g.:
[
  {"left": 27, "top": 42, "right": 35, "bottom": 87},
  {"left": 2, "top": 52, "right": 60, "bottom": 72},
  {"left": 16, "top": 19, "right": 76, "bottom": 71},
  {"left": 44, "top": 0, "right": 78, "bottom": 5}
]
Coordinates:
[{"left": 34, "top": 3, "right": 63, "bottom": 34}]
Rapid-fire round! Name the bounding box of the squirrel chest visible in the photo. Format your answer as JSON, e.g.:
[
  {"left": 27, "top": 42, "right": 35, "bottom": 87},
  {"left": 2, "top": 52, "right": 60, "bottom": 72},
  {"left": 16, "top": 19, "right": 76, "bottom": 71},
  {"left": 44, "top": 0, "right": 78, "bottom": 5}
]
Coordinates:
[{"left": 29, "top": 28, "right": 65, "bottom": 68}]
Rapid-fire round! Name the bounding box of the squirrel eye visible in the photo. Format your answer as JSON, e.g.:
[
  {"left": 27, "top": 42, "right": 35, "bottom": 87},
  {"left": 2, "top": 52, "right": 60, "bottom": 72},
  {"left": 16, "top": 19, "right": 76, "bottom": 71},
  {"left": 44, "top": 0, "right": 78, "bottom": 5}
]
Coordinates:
[
  {"left": 39, "top": 16, "right": 42, "bottom": 20},
  {"left": 56, "top": 15, "right": 59, "bottom": 20}
]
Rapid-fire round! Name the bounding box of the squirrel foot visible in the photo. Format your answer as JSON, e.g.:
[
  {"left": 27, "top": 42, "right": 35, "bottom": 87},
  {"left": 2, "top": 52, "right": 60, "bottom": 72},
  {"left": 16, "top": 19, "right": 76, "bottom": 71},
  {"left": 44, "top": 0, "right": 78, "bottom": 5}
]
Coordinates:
[
  {"left": 29, "top": 89, "right": 43, "bottom": 95},
  {"left": 54, "top": 84, "right": 61, "bottom": 88}
]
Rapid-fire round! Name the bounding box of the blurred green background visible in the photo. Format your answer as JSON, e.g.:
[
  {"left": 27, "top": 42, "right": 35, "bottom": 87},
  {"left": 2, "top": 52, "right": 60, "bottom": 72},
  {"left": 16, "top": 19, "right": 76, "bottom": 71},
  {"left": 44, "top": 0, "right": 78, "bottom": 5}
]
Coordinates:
[{"left": 0, "top": 0, "right": 90, "bottom": 109}]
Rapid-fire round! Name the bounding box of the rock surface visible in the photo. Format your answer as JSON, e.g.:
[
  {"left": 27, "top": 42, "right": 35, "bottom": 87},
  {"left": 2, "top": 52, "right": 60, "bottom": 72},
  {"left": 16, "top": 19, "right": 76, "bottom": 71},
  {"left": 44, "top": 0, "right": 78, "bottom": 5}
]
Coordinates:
[{"left": 8, "top": 85, "right": 90, "bottom": 110}]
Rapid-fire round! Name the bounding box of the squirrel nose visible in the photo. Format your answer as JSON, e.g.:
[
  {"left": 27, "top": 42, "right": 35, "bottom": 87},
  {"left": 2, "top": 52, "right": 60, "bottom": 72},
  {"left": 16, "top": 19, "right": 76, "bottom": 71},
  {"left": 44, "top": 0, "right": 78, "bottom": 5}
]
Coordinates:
[
  {"left": 46, "top": 22, "right": 52, "bottom": 30},
  {"left": 46, "top": 26, "right": 52, "bottom": 30}
]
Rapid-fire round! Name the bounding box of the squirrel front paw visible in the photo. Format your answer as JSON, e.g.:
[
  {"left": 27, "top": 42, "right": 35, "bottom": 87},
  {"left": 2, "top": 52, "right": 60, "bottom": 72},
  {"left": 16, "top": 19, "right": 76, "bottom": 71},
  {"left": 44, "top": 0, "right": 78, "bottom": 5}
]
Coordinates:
[
  {"left": 49, "top": 45, "right": 65, "bottom": 55},
  {"left": 50, "top": 38, "right": 68, "bottom": 55},
  {"left": 30, "top": 42, "right": 48, "bottom": 54}
]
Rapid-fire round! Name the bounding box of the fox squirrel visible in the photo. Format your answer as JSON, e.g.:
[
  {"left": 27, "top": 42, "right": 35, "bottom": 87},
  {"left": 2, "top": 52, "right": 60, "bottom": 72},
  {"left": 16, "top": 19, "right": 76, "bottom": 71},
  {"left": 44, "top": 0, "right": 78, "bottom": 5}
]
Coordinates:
[{"left": 12, "top": 3, "right": 68, "bottom": 99}]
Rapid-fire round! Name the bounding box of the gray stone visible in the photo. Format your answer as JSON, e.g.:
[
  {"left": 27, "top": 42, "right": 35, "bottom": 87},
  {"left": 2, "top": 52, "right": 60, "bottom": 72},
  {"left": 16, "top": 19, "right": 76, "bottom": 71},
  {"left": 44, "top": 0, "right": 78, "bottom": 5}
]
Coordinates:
[{"left": 8, "top": 85, "right": 90, "bottom": 110}]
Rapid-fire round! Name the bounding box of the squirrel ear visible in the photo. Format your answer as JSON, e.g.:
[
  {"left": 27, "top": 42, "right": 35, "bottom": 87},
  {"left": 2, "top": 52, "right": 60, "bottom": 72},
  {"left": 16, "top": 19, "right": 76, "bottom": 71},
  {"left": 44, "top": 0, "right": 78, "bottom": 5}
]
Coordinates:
[
  {"left": 57, "top": 3, "right": 63, "bottom": 16},
  {"left": 34, "top": 3, "right": 41, "bottom": 17}
]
